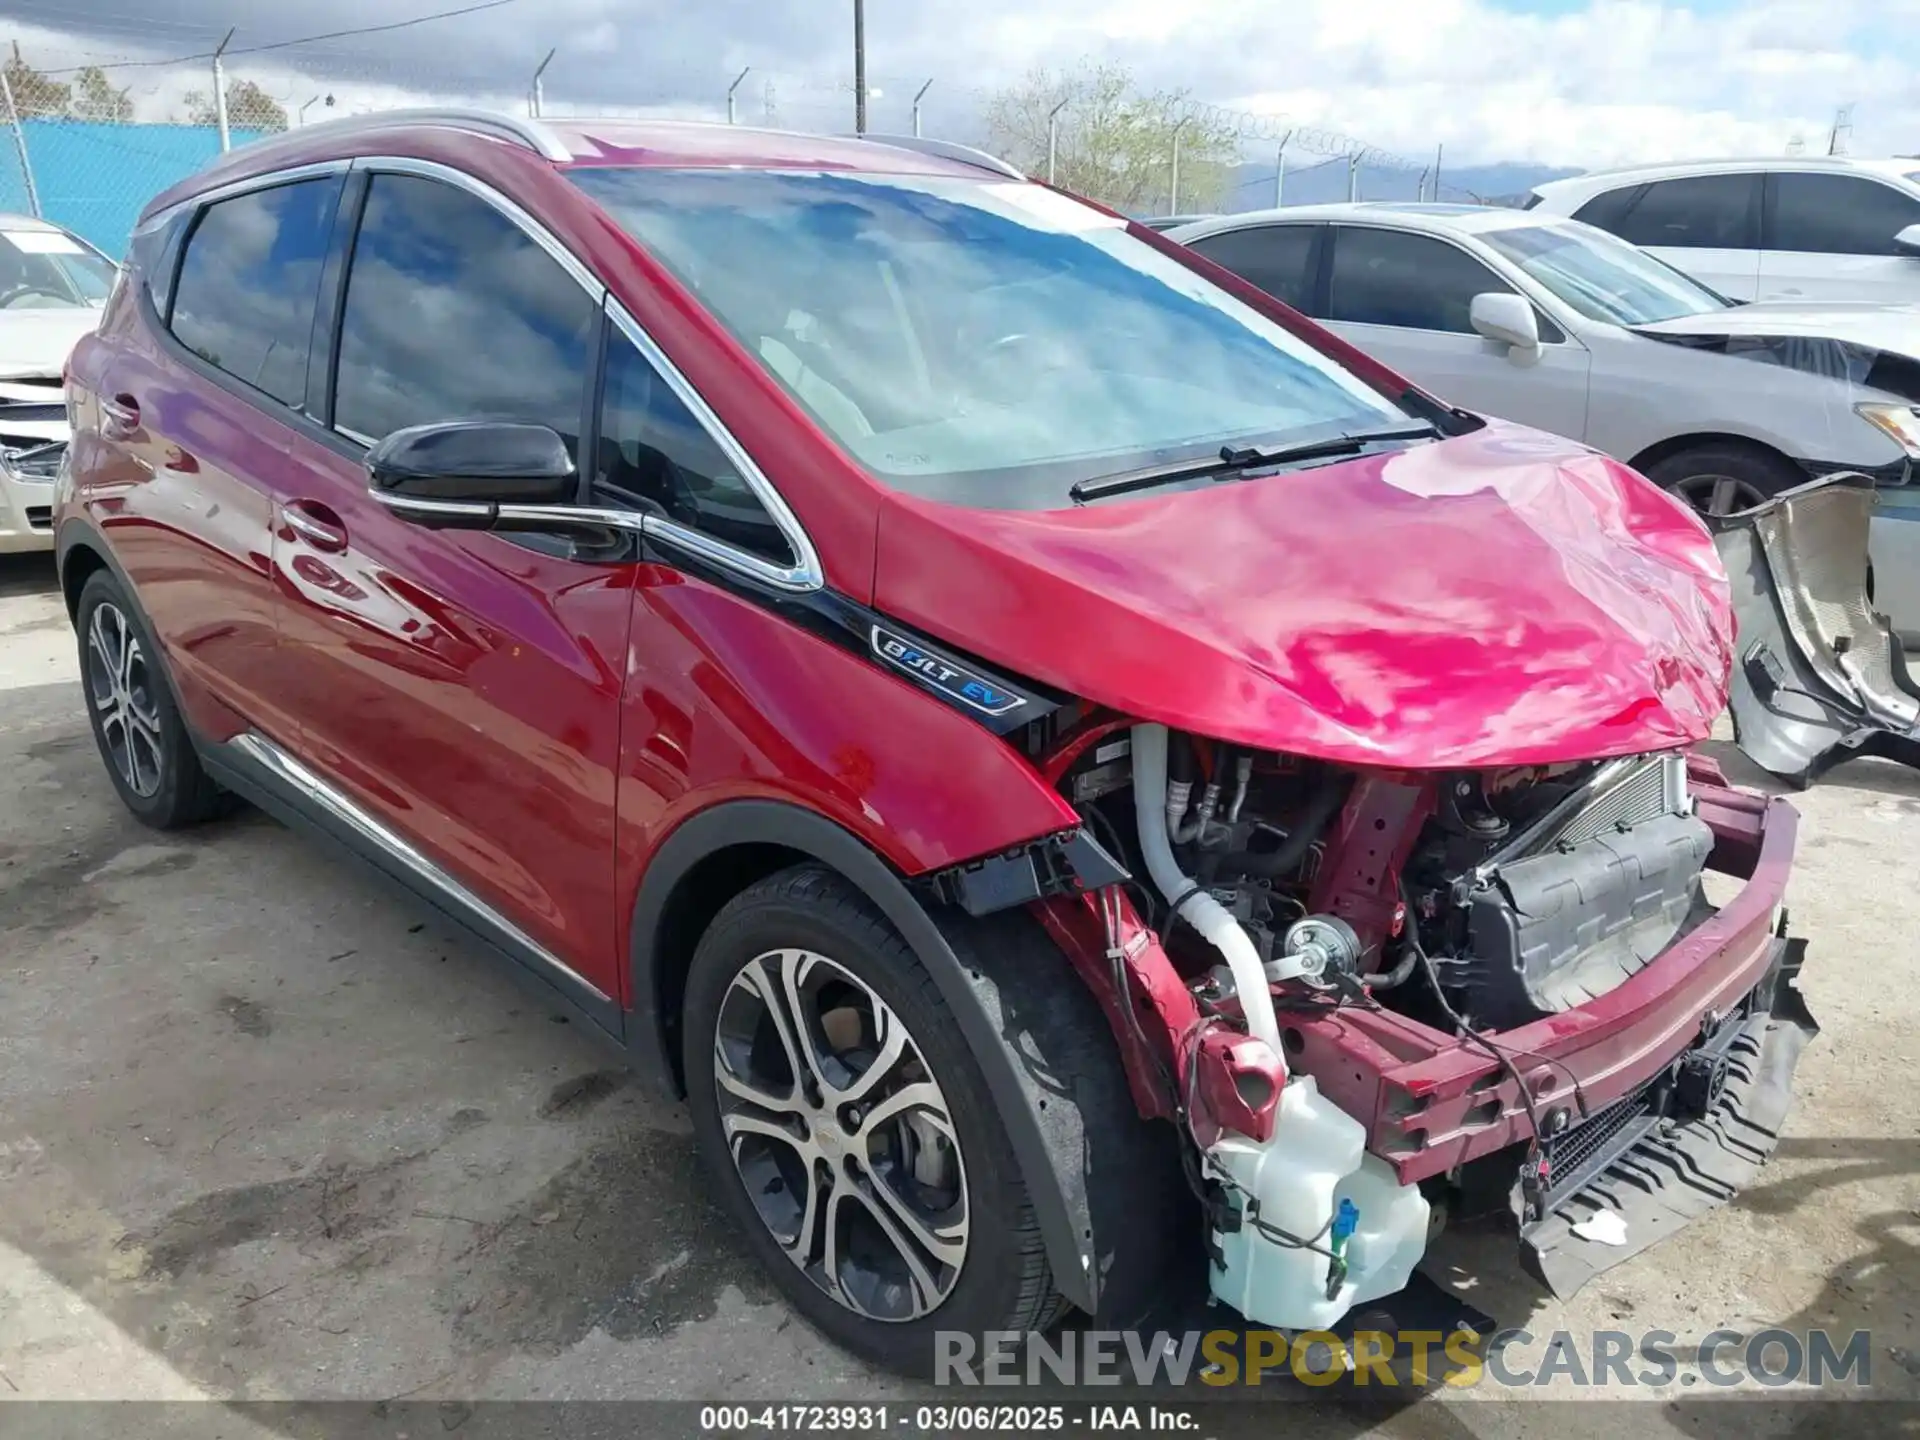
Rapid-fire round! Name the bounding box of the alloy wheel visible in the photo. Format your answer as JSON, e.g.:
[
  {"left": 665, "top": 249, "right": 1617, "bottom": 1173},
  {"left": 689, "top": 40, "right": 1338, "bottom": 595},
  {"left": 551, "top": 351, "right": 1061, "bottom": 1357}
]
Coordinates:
[
  {"left": 1670, "top": 472, "right": 1767, "bottom": 518},
  {"left": 86, "top": 600, "right": 164, "bottom": 799},
  {"left": 712, "top": 948, "right": 969, "bottom": 1322}
]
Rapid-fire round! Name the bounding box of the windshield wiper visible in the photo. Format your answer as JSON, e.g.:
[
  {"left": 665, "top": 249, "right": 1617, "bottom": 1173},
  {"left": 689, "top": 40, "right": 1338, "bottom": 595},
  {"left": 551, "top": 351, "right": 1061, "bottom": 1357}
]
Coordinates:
[{"left": 1068, "top": 423, "right": 1439, "bottom": 503}]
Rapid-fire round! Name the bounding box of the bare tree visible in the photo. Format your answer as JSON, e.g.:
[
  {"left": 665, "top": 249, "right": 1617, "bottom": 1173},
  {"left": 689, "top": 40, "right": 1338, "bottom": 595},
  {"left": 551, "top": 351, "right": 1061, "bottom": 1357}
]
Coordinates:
[
  {"left": 69, "top": 66, "right": 133, "bottom": 123},
  {"left": 4, "top": 42, "right": 70, "bottom": 117},
  {"left": 185, "top": 80, "right": 288, "bottom": 133},
  {"left": 984, "top": 62, "right": 1239, "bottom": 214}
]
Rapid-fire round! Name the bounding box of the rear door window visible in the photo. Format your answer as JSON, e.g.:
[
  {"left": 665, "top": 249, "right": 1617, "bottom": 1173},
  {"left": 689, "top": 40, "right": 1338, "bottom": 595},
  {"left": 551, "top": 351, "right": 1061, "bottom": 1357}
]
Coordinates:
[
  {"left": 331, "top": 172, "right": 596, "bottom": 451},
  {"left": 1327, "top": 226, "right": 1511, "bottom": 333},
  {"left": 168, "top": 176, "right": 344, "bottom": 408},
  {"left": 1608, "top": 174, "right": 1757, "bottom": 250},
  {"left": 1184, "top": 225, "right": 1320, "bottom": 312},
  {"left": 1766, "top": 173, "right": 1920, "bottom": 255}
]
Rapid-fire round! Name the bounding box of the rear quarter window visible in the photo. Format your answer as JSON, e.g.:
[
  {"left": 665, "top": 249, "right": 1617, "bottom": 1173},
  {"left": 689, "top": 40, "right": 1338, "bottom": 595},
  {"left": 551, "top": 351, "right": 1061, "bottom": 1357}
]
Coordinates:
[
  {"left": 1569, "top": 184, "right": 1645, "bottom": 235},
  {"left": 1606, "top": 174, "right": 1757, "bottom": 250},
  {"left": 168, "top": 176, "right": 344, "bottom": 409}
]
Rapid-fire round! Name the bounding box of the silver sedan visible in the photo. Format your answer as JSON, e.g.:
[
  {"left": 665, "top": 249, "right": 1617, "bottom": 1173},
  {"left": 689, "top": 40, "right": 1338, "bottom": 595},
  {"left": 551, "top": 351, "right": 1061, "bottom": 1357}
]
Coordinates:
[{"left": 1169, "top": 203, "right": 1920, "bottom": 636}]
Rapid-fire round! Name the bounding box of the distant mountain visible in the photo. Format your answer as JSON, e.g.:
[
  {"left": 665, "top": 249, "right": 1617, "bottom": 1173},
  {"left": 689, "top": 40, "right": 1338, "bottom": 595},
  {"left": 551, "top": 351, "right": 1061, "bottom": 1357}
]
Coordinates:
[{"left": 1217, "top": 159, "right": 1585, "bottom": 213}]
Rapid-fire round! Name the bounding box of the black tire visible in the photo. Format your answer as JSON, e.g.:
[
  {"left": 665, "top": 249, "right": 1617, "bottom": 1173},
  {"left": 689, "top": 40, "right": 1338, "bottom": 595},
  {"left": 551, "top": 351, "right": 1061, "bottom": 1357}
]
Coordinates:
[
  {"left": 1644, "top": 442, "right": 1803, "bottom": 519},
  {"left": 684, "top": 865, "right": 1156, "bottom": 1376},
  {"left": 75, "top": 569, "right": 229, "bottom": 829}
]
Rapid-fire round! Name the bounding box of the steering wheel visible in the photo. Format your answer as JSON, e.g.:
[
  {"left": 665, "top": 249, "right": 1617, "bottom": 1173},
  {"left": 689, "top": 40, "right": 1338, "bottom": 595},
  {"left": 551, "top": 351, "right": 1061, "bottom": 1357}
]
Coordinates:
[{"left": 0, "top": 284, "right": 73, "bottom": 309}]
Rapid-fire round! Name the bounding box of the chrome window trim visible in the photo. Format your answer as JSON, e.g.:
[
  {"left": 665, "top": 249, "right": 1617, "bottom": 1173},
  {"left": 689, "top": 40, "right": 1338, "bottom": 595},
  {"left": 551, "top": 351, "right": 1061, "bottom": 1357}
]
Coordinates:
[
  {"left": 604, "top": 298, "right": 824, "bottom": 592},
  {"left": 134, "top": 159, "right": 353, "bottom": 237},
  {"left": 228, "top": 732, "right": 611, "bottom": 1004},
  {"left": 347, "top": 155, "right": 606, "bottom": 302}
]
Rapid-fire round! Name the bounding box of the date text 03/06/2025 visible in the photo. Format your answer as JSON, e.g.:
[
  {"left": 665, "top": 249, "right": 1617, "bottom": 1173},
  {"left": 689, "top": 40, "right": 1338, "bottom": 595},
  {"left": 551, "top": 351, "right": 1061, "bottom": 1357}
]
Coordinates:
[{"left": 699, "top": 1405, "right": 1201, "bottom": 1432}]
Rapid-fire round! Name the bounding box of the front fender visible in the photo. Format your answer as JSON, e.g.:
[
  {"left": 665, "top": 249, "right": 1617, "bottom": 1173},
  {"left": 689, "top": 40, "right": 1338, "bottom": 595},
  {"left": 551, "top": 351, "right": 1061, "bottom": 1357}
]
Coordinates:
[{"left": 629, "top": 798, "right": 1103, "bottom": 1313}]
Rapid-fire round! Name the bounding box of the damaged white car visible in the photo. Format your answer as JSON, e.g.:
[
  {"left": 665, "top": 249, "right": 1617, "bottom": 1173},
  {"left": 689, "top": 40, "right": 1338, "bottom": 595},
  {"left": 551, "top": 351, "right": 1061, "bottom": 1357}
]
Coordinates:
[
  {"left": 1169, "top": 204, "right": 1920, "bottom": 637},
  {"left": 0, "top": 213, "right": 114, "bottom": 554}
]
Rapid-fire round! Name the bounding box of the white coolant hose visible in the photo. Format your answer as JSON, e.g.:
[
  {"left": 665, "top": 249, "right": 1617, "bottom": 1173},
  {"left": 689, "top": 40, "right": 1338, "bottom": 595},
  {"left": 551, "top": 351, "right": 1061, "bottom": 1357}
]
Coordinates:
[{"left": 1130, "top": 724, "right": 1283, "bottom": 1054}]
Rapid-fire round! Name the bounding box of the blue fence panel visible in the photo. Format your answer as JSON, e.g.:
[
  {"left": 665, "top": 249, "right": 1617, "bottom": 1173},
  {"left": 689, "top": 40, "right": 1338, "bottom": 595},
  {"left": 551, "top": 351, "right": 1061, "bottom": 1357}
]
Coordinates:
[{"left": 0, "top": 121, "right": 270, "bottom": 257}]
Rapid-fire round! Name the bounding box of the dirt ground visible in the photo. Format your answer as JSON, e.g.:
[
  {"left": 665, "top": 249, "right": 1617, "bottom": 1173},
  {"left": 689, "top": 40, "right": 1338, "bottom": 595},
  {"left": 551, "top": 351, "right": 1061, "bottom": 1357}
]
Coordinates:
[{"left": 2, "top": 549, "right": 1916, "bottom": 1437}]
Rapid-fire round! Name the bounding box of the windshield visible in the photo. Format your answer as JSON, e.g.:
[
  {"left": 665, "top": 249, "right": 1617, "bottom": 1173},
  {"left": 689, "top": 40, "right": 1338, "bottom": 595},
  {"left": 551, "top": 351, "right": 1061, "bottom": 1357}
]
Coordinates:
[
  {"left": 570, "top": 167, "right": 1408, "bottom": 506},
  {"left": 1480, "top": 221, "right": 1731, "bottom": 327},
  {"left": 0, "top": 227, "right": 113, "bottom": 308}
]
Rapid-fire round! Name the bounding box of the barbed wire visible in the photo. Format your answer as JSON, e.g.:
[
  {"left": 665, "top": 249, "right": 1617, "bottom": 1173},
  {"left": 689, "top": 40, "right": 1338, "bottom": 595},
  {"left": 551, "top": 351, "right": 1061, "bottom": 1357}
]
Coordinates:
[{"left": 1174, "top": 101, "right": 1425, "bottom": 171}]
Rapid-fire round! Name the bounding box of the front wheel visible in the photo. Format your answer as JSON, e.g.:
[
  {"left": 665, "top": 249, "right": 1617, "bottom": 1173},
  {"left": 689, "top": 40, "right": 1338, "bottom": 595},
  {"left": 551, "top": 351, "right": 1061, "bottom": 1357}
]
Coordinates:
[
  {"left": 683, "top": 865, "right": 1064, "bottom": 1376},
  {"left": 75, "top": 569, "right": 230, "bottom": 829},
  {"left": 1644, "top": 442, "right": 1803, "bottom": 519}
]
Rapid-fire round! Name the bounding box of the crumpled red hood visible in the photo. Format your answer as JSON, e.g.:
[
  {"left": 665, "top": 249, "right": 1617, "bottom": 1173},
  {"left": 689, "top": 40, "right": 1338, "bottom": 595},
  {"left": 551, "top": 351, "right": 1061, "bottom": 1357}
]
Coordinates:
[{"left": 873, "top": 423, "right": 1733, "bottom": 769}]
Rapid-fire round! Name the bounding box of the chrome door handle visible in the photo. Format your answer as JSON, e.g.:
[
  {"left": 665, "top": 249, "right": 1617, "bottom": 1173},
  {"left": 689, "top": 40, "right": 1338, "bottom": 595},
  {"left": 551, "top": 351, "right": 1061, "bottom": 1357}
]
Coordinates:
[
  {"left": 281, "top": 503, "right": 349, "bottom": 553},
  {"left": 100, "top": 392, "right": 139, "bottom": 435}
]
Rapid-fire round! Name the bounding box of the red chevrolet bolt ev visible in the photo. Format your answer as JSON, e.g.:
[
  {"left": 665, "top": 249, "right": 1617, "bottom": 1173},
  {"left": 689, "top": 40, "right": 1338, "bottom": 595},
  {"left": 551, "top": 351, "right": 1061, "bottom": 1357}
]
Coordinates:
[{"left": 58, "top": 110, "right": 1811, "bottom": 1375}]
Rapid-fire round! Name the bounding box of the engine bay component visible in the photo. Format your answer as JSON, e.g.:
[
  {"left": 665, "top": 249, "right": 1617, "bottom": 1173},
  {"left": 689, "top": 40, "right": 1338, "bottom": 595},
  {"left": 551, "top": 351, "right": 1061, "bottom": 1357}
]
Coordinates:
[
  {"left": 1208, "top": 1073, "right": 1430, "bottom": 1330},
  {"left": 1130, "top": 724, "right": 1284, "bottom": 1049},
  {"left": 1275, "top": 914, "right": 1362, "bottom": 986},
  {"left": 1456, "top": 812, "right": 1713, "bottom": 1029},
  {"left": 1711, "top": 471, "right": 1920, "bottom": 785}
]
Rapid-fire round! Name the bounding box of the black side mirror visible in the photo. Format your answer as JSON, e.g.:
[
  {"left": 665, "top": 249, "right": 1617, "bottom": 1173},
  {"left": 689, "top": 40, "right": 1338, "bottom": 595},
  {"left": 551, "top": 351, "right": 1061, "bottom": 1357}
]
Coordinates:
[{"left": 367, "top": 421, "right": 576, "bottom": 528}]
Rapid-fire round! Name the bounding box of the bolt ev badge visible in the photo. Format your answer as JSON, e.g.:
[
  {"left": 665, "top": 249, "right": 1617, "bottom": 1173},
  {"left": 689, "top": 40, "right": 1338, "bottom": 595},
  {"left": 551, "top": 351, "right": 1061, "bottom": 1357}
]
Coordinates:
[{"left": 869, "top": 625, "right": 1027, "bottom": 718}]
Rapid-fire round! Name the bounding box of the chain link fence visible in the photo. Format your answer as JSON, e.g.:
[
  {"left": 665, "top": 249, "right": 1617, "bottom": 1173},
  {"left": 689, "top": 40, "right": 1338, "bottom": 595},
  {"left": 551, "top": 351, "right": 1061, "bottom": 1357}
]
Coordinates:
[{"left": 0, "top": 25, "right": 1445, "bottom": 256}]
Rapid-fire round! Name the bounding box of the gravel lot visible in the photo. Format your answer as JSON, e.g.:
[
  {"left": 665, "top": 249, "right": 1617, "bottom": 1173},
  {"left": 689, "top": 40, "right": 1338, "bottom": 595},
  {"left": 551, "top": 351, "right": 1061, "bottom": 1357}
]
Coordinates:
[{"left": 2, "top": 548, "right": 1916, "bottom": 1436}]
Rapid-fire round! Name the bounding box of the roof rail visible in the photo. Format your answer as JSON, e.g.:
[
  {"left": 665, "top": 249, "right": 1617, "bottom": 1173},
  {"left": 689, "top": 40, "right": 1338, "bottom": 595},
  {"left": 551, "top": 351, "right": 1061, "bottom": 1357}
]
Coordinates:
[
  {"left": 844, "top": 133, "right": 1025, "bottom": 180},
  {"left": 232, "top": 107, "right": 571, "bottom": 163}
]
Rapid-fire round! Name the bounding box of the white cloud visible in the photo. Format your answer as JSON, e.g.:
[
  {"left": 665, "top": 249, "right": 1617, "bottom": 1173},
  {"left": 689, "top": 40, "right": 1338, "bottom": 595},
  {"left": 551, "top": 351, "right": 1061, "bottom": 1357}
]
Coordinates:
[{"left": 7, "top": 0, "right": 1920, "bottom": 168}]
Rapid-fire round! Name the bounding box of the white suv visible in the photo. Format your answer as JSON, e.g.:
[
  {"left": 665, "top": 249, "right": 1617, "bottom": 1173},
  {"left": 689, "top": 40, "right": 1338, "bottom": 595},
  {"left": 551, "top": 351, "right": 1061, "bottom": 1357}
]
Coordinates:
[{"left": 1527, "top": 157, "right": 1920, "bottom": 305}]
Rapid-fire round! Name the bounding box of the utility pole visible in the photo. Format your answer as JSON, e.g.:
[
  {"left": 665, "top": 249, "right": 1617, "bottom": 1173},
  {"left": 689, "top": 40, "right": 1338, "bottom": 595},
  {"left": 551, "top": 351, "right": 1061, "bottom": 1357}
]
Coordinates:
[
  {"left": 1047, "top": 97, "right": 1068, "bottom": 184},
  {"left": 853, "top": 0, "right": 867, "bottom": 133},
  {"left": 912, "top": 78, "right": 932, "bottom": 138},
  {"left": 726, "top": 66, "right": 750, "bottom": 125},
  {"left": 1169, "top": 118, "right": 1192, "bottom": 215},
  {"left": 530, "top": 47, "right": 555, "bottom": 118},
  {"left": 1827, "top": 103, "right": 1854, "bottom": 156},
  {"left": 1347, "top": 151, "right": 1359, "bottom": 202},
  {"left": 0, "top": 64, "right": 40, "bottom": 217},
  {"left": 1274, "top": 130, "right": 1292, "bottom": 208},
  {"left": 212, "top": 27, "right": 234, "bottom": 152},
  {"left": 1433, "top": 142, "right": 1443, "bottom": 200}
]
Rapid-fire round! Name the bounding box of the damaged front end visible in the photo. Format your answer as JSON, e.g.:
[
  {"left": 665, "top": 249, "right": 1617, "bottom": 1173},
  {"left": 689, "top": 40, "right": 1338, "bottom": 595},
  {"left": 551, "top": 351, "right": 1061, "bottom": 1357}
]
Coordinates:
[
  {"left": 1712, "top": 472, "right": 1920, "bottom": 784},
  {"left": 1023, "top": 719, "right": 1814, "bottom": 1333},
  {"left": 0, "top": 375, "right": 70, "bottom": 550}
]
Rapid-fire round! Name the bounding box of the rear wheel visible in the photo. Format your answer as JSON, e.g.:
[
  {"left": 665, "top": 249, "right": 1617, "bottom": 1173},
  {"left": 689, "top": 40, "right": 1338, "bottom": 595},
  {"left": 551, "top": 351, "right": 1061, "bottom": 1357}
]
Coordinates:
[
  {"left": 76, "top": 570, "right": 229, "bottom": 829},
  {"left": 1644, "top": 442, "right": 1803, "bottom": 518},
  {"left": 683, "top": 865, "right": 1062, "bottom": 1374}
]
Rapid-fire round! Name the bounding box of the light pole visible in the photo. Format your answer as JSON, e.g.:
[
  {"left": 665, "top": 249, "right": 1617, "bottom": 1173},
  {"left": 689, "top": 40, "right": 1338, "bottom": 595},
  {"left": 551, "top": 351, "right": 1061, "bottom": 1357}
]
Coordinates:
[
  {"left": 530, "top": 47, "right": 556, "bottom": 119},
  {"left": 1274, "top": 130, "right": 1292, "bottom": 208},
  {"left": 211, "top": 27, "right": 234, "bottom": 152},
  {"left": 911, "top": 78, "right": 932, "bottom": 138},
  {"left": 1169, "top": 117, "right": 1191, "bottom": 215},
  {"left": 1046, "top": 98, "right": 1068, "bottom": 184},
  {"left": 726, "top": 66, "right": 750, "bottom": 125},
  {"left": 853, "top": 0, "right": 867, "bottom": 133}
]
